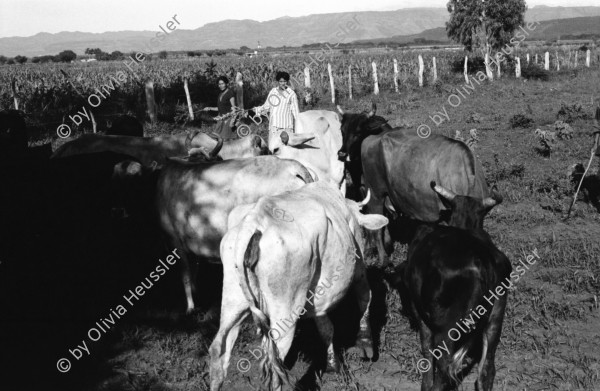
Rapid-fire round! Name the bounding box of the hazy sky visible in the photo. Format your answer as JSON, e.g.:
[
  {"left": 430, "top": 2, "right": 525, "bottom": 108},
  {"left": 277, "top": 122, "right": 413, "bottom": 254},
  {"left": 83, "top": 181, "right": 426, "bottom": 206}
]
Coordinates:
[{"left": 1, "top": 0, "right": 599, "bottom": 38}]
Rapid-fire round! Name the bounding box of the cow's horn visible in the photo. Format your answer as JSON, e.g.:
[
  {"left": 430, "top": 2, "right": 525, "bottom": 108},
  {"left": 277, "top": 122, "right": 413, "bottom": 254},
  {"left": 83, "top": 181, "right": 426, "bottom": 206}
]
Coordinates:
[
  {"left": 367, "top": 103, "right": 377, "bottom": 118},
  {"left": 357, "top": 189, "right": 371, "bottom": 209},
  {"left": 185, "top": 129, "right": 201, "bottom": 149},
  {"left": 431, "top": 181, "right": 456, "bottom": 201},
  {"left": 209, "top": 133, "right": 223, "bottom": 157},
  {"left": 483, "top": 190, "right": 503, "bottom": 208},
  {"left": 336, "top": 105, "right": 345, "bottom": 115}
]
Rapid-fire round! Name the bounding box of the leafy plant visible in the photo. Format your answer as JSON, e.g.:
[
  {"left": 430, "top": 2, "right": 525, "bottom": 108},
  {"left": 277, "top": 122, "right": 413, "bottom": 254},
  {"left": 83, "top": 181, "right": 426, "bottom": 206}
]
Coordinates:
[{"left": 510, "top": 114, "right": 534, "bottom": 128}]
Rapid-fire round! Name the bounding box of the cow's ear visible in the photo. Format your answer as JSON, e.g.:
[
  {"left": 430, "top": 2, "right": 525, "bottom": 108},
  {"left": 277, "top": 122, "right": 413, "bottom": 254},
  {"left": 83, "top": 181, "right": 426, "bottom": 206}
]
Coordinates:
[
  {"left": 286, "top": 133, "right": 315, "bottom": 146},
  {"left": 357, "top": 214, "right": 389, "bottom": 231}
]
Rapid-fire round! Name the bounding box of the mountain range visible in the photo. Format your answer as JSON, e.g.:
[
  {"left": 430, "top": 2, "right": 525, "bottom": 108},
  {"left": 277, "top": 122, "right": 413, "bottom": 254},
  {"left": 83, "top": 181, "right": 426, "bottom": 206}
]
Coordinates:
[{"left": 1, "top": 6, "right": 599, "bottom": 57}]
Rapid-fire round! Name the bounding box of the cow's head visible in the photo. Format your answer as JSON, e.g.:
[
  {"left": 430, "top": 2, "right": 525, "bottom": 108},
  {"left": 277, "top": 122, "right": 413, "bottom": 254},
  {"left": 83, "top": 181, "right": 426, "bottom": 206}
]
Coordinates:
[
  {"left": 271, "top": 131, "right": 315, "bottom": 154},
  {"left": 431, "top": 181, "right": 502, "bottom": 230},
  {"left": 345, "top": 189, "right": 389, "bottom": 231},
  {"left": 336, "top": 103, "right": 388, "bottom": 163},
  {"left": 186, "top": 133, "right": 223, "bottom": 162}
]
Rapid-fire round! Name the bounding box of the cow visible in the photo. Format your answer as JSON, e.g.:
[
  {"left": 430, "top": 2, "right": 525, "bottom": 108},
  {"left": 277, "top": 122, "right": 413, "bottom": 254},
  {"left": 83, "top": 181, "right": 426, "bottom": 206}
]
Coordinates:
[
  {"left": 106, "top": 114, "right": 144, "bottom": 137},
  {"left": 156, "top": 155, "right": 316, "bottom": 313},
  {"left": 209, "top": 181, "right": 389, "bottom": 391},
  {"left": 273, "top": 110, "right": 346, "bottom": 194},
  {"left": 0, "top": 110, "right": 28, "bottom": 153},
  {"left": 336, "top": 104, "right": 490, "bottom": 266},
  {"left": 396, "top": 181, "right": 510, "bottom": 391},
  {"left": 51, "top": 130, "right": 268, "bottom": 166}
]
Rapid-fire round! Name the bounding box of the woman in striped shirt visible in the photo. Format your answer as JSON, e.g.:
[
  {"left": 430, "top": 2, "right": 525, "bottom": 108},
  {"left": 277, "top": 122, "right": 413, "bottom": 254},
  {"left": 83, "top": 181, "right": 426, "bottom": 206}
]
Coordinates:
[{"left": 254, "top": 71, "right": 301, "bottom": 150}]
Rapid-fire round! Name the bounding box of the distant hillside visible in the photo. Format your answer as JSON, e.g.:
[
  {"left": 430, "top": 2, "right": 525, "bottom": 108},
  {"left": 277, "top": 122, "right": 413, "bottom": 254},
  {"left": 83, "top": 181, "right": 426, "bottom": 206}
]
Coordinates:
[
  {"left": 357, "top": 16, "right": 600, "bottom": 46},
  {"left": 1, "top": 6, "right": 600, "bottom": 57}
]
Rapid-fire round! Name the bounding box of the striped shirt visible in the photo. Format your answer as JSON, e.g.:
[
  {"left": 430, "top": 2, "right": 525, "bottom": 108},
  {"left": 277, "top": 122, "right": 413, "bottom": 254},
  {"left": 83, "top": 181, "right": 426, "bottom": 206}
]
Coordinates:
[{"left": 256, "top": 87, "right": 300, "bottom": 130}]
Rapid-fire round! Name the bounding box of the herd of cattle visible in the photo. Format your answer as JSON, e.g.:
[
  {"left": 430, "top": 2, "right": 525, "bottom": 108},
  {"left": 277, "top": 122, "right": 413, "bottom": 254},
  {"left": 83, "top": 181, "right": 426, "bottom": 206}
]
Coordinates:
[{"left": 0, "top": 105, "right": 511, "bottom": 391}]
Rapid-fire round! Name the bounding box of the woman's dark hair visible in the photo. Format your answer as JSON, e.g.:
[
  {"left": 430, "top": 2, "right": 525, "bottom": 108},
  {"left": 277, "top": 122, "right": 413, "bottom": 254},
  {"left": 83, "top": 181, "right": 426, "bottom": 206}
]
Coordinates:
[
  {"left": 275, "top": 71, "right": 290, "bottom": 81},
  {"left": 217, "top": 76, "right": 229, "bottom": 84}
]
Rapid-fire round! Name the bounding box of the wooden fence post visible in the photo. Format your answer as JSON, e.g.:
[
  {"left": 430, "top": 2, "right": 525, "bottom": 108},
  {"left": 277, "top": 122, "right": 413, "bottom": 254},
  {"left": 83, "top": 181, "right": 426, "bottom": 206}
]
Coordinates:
[
  {"left": 586, "top": 50, "right": 591, "bottom": 67},
  {"left": 496, "top": 53, "right": 501, "bottom": 78},
  {"left": 348, "top": 65, "right": 352, "bottom": 100},
  {"left": 418, "top": 55, "right": 424, "bottom": 87},
  {"left": 145, "top": 80, "right": 157, "bottom": 124},
  {"left": 526, "top": 53, "right": 530, "bottom": 64},
  {"left": 464, "top": 56, "right": 469, "bottom": 83},
  {"left": 544, "top": 52, "right": 549, "bottom": 70},
  {"left": 235, "top": 71, "right": 244, "bottom": 109},
  {"left": 556, "top": 52, "right": 560, "bottom": 71},
  {"left": 393, "top": 58, "right": 399, "bottom": 92},
  {"left": 574, "top": 51, "right": 578, "bottom": 68},
  {"left": 328, "top": 63, "right": 335, "bottom": 103},
  {"left": 372, "top": 61, "right": 379, "bottom": 95},
  {"left": 10, "top": 78, "right": 19, "bottom": 110},
  {"left": 433, "top": 57, "right": 438, "bottom": 83},
  {"left": 516, "top": 57, "right": 521, "bottom": 78},
  {"left": 304, "top": 67, "right": 311, "bottom": 89},
  {"left": 184, "top": 78, "right": 194, "bottom": 121}
]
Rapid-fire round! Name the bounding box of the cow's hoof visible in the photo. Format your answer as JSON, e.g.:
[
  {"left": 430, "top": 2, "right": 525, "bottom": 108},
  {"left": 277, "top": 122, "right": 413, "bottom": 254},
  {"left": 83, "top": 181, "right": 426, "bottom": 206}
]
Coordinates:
[
  {"left": 352, "top": 337, "right": 374, "bottom": 360},
  {"left": 326, "top": 351, "right": 341, "bottom": 373},
  {"left": 349, "top": 338, "right": 373, "bottom": 360}
]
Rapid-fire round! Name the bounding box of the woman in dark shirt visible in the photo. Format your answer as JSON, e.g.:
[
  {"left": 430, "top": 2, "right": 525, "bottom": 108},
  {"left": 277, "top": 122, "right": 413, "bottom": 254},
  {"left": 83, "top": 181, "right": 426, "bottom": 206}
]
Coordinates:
[{"left": 203, "top": 76, "right": 237, "bottom": 138}]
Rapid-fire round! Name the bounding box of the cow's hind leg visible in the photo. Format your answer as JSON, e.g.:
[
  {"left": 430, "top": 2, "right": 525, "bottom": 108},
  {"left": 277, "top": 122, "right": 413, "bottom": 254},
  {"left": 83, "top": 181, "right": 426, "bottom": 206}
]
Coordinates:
[
  {"left": 417, "top": 316, "right": 435, "bottom": 391},
  {"left": 315, "top": 315, "right": 340, "bottom": 372},
  {"left": 177, "top": 250, "right": 197, "bottom": 314},
  {"left": 209, "top": 277, "right": 249, "bottom": 391},
  {"left": 365, "top": 197, "right": 389, "bottom": 267},
  {"left": 350, "top": 258, "right": 374, "bottom": 359},
  {"left": 476, "top": 295, "right": 508, "bottom": 391},
  {"left": 263, "top": 307, "right": 297, "bottom": 391}
]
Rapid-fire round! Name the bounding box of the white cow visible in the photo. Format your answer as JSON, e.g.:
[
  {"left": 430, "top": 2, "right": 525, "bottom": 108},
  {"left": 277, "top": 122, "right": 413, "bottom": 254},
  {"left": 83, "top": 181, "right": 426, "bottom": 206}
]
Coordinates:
[
  {"left": 209, "top": 181, "right": 388, "bottom": 391},
  {"left": 272, "top": 110, "right": 346, "bottom": 195}
]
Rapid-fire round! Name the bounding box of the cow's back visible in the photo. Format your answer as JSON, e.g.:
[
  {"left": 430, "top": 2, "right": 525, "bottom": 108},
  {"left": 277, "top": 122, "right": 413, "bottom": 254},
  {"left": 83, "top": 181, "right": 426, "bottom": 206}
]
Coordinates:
[
  {"left": 157, "top": 156, "right": 313, "bottom": 259},
  {"left": 362, "top": 129, "right": 489, "bottom": 222}
]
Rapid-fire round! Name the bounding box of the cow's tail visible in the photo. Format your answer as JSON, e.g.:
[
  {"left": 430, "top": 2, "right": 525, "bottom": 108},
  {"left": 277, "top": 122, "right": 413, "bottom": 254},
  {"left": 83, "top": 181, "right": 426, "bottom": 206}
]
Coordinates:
[
  {"left": 447, "top": 329, "right": 488, "bottom": 385},
  {"left": 234, "top": 223, "right": 290, "bottom": 390}
]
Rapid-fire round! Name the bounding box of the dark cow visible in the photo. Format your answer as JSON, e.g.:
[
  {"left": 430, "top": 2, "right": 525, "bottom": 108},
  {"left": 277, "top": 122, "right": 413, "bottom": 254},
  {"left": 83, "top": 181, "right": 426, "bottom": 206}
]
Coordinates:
[
  {"left": 336, "top": 104, "right": 490, "bottom": 266},
  {"left": 107, "top": 115, "right": 144, "bottom": 137},
  {"left": 396, "top": 182, "right": 510, "bottom": 391},
  {"left": 0, "top": 110, "right": 28, "bottom": 153},
  {"left": 52, "top": 131, "right": 267, "bottom": 166}
]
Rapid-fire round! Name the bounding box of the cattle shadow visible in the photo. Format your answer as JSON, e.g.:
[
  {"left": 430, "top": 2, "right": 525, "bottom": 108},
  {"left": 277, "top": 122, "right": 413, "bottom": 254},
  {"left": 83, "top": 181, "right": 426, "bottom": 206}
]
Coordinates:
[{"left": 0, "top": 151, "right": 227, "bottom": 391}]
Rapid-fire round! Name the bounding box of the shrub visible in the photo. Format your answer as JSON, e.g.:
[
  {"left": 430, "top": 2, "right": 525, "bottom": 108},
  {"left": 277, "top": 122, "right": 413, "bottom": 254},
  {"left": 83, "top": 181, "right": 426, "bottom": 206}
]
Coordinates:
[
  {"left": 451, "top": 55, "right": 486, "bottom": 74},
  {"left": 510, "top": 114, "right": 534, "bottom": 128},
  {"left": 521, "top": 63, "right": 550, "bottom": 81},
  {"left": 556, "top": 102, "right": 590, "bottom": 123}
]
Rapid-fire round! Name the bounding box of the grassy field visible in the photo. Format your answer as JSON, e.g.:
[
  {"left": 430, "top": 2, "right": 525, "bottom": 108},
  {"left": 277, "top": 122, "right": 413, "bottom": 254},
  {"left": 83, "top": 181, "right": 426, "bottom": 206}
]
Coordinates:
[{"left": 4, "top": 64, "right": 600, "bottom": 391}]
